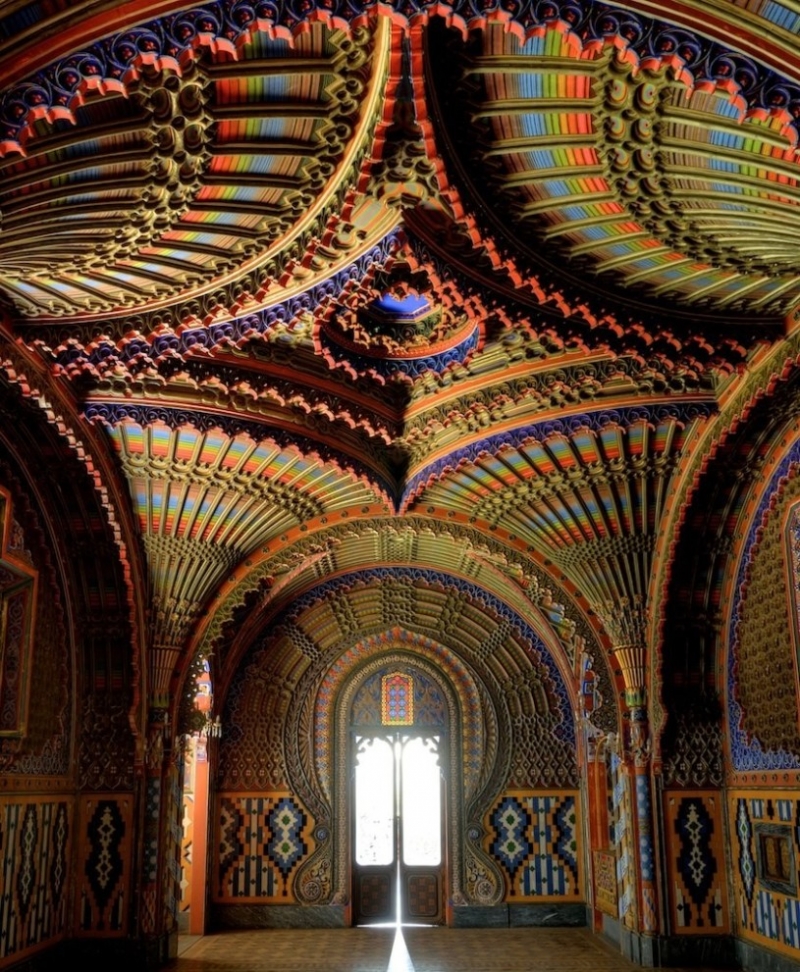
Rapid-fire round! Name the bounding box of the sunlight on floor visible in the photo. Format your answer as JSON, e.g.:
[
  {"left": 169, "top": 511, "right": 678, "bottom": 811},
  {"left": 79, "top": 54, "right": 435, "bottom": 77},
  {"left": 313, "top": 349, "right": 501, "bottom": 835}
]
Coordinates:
[{"left": 387, "top": 927, "right": 415, "bottom": 972}]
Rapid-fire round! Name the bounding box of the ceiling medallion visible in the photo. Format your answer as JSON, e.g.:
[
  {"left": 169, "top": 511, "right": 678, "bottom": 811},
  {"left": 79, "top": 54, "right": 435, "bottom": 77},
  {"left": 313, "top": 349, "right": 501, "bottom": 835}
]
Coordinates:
[{"left": 317, "top": 258, "right": 483, "bottom": 381}]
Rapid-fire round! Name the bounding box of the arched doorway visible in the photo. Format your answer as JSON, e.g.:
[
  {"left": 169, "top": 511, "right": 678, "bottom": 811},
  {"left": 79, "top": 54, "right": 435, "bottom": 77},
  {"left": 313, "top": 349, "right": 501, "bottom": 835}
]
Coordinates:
[
  {"left": 352, "top": 727, "right": 444, "bottom": 924},
  {"left": 342, "top": 661, "right": 455, "bottom": 925}
]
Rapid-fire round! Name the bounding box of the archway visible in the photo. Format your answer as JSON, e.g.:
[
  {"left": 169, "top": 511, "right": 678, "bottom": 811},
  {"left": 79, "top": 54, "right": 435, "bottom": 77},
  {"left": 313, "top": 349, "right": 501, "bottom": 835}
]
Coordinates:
[
  {"left": 213, "top": 586, "right": 589, "bottom": 930},
  {"left": 350, "top": 668, "right": 447, "bottom": 925},
  {"left": 324, "top": 644, "right": 485, "bottom": 924}
]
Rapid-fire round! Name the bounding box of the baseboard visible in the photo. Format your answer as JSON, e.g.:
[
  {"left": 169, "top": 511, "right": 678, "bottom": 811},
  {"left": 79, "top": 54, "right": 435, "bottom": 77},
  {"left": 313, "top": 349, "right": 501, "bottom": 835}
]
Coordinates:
[
  {"left": 601, "top": 913, "right": 621, "bottom": 947},
  {"left": 657, "top": 934, "right": 736, "bottom": 968},
  {"left": 210, "top": 903, "right": 347, "bottom": 929},
  {"left": 451, "top": 903, "right": 588, "bottom": 928},
  {"left": 736, "top": 937, "right": 800, "bottom": 972},
  {"left": 509, "top": 903, "right": 588, "bottom": 927},
  {"left": 451, "top": 905, "right": 509, "bottom": 928},
  {"left": 618, "top": 929, "right": 736, "bottom": 968}
]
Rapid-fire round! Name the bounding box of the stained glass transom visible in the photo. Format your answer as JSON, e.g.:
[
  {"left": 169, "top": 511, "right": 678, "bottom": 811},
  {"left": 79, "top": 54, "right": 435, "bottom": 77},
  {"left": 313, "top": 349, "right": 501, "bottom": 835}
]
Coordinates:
[{"left": 382, "top": 672, "right": 413, "bottom": 725}]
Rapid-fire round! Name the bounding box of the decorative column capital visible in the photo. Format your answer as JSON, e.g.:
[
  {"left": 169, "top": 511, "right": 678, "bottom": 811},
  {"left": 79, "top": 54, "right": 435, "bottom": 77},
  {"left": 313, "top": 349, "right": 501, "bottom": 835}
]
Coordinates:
[
  {"left": 596, "top": 595, "right": 649, "bottom": 709},
  {"left": 597, "top": 594, "right": 649, "bottom": 648},
  {"left": 628, "top": 705, "right": 651, "bottom": 768}
]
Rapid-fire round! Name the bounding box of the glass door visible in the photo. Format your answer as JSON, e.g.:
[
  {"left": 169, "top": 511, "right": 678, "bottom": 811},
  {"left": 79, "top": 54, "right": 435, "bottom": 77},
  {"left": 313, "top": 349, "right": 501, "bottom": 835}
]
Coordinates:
[
  {"left": 353, "top": 735, "right": 397, "bottom": 923},
  {"left": 353, "top": 732, "right": 443, "bottom": 925},
  {"left": 398, "top": 734, "right": 442, "bottom": 923}
]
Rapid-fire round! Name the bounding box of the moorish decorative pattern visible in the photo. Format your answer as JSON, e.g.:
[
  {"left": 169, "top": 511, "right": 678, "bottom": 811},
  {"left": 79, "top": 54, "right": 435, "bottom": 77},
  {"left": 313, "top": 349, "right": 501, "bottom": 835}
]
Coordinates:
[
  {"left": 216, "top": 793, "right": 314, "bottom": 902},
  {"left": 77, "top": 795, "right": 132, "bottom": 936},
  {"left": 663, "top": 792, "right": 729, "bottom": 935},
  {"left": 6, "top": 0, "right": 800, "bottom": 963},
  {"left": 486, "top": 791, "right": 581, "bottom": 900},
  {"left": 730, "top": 792, "right": 800, "bottom": 960},
  {"left": 609, "top": 750, "right": 635, "bottom": 930},
  {"left": 729, "top": 439, "right": 800, "bottom": 770},
  {"left": 0, "top": 798, "right": 71, "bottom": 963}
]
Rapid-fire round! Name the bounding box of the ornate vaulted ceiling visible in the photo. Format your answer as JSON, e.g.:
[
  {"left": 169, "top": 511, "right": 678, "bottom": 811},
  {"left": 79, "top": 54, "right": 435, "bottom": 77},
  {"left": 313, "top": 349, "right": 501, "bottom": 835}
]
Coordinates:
[{"left": 2, "top": 0, "right": 800, "bottom": 737}]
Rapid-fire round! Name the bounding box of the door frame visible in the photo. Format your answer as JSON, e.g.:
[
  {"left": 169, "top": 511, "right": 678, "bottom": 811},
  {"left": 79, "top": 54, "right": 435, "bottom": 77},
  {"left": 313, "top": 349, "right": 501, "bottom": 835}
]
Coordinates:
[
  {"left": 351, "top": 728, "right": 446, "bottom": 925},
  {"left": 331, "top": 652, "right": 466, "bottom": 923}
]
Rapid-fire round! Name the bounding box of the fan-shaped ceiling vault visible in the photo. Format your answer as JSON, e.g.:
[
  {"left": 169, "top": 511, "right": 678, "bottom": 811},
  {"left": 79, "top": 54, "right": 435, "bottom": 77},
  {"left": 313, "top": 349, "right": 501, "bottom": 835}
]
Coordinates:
[{"left": 2, "top": 0, "right": 800, "bottom": 750}]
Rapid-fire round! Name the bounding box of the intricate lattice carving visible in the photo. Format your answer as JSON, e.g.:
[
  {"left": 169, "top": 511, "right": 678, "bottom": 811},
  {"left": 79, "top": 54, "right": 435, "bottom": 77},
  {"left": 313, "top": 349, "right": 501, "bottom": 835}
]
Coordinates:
[
  {"left": 294, "top": 836, "right": 333, "bottom": 906},
  {"left": 79, "top": 696, "right": 136, "bottom": 792},
  {"left": 734, "top": 474, "right": 800, "bottom": 756},
  {"left": 662, "top": 704, "right": 724, "bottom": 789},
  {"left": 508, "top": 712, "right": 578, "bottom": 789}
]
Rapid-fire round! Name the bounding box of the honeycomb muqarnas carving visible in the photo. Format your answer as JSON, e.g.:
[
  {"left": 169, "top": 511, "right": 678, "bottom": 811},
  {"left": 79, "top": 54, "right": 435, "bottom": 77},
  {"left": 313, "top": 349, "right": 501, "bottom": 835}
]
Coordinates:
[{"left": 735, "top": 480, "right": 800, "bottom": 755}]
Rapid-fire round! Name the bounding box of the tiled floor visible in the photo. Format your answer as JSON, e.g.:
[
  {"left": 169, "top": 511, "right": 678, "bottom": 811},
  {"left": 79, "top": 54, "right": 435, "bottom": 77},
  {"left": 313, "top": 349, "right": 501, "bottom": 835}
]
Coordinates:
[{"left": 168, "top": 927, "right": 734, "bottom": 971}]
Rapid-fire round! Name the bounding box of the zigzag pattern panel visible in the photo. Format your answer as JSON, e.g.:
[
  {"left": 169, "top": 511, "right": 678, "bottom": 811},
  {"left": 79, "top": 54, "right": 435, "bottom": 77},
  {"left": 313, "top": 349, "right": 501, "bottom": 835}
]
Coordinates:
[
  {"left": 609, "top": 752, "right": 635, "bottom": 929},
  {"left": 216, "top": 792, "right": 314, "bottom": 903},
  {"left": 485, "top": 790, "right": 582, "bottom": 901},
  {"left": 77, "top": 795, "right": 132, "bottom": 936},
  {"left": 730, "top": 791, "right": 800, "bottom": 960},
  {"left": 0, "top": 797, "right": 71, "bottom": 962},
  {"left": 663, "top": 792, "right": 729, "bottom": 935}
]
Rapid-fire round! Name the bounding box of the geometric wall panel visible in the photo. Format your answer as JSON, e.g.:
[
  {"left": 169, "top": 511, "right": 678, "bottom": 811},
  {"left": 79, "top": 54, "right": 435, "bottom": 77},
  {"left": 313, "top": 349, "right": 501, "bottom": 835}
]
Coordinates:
[
  {"left": 0, "top": 797, "right": 71, "bottom": 962},
  {"left": 755, "top": 823, "right": 797, "bottom": 897},
  {"left": 663, "top": 792, "right": 729, "bottom": 935},
  {"left": 593, "top": 850, "right": 618, "bottom": 917},
  {"left": 485, "top": 790, "right": 582, "bottom": 901},
  {"left": 76, "top": 795, "right": 133, "bottom": 936},
  {"left": 730, "top": 791, "right": 800, "bottom": 960},
  {"left": 215, "top": 792, "right": 314, "bottom": 903},
  {"left": 609, "top": 753, "right": 635, "bottom": 930}
]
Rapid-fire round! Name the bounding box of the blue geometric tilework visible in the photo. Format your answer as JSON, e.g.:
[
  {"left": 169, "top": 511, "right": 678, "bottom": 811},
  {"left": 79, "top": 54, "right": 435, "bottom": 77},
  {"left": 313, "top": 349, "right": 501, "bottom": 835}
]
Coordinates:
[
  {"left": 555, "top": 798, "right": 579, "bottom": 883},
  {"left": 165, "top": 764, "right": 182, "bottom": 924},
  {"left": 85, "top": 801, "right": 126, "bottom": 922},
  {"left": 217, "top": 793, "right": 312, "bottom": 902},
  {"left": 731, "top": 791, "right": 800, "bottom": 960},
  {"left": 609, "top": 753, "right": 634, "bottom": 927},
  {"left": 783, "top": 898, "right": 800, "bottom": 950},
  {"left": 664, "top": 793, "right": 729, "bottom": 935},
  {"left": 268, "top": 798, "right": 307, "bottom": 884},
  {"left": 635, "top": 776, "right": 655, "bottom": 883},
  {"left": 487, "top": 791, "right": 581, "bottom": 900},
  {"left": 756, "top": 888, "right": 780, "bottom": 940},
  {"left": 78, "top": 796, "right": 130, "bottom": 934},
  {"left": 16, "top": 806, "right": 37, "bottom": 925},
  {"left": 144, "top": 777, "right": 161, "bottom": 883},
  {"left": 796, "top": 800, "right": 800, "bottom": 858},
  {"left": 491, "top": 797, "right": 531, "bottom": 884},
  {"left": 641, "top": 886, "right": 658, "bottom": 933}
]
